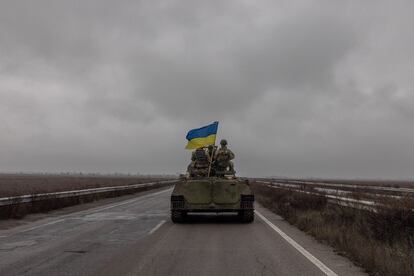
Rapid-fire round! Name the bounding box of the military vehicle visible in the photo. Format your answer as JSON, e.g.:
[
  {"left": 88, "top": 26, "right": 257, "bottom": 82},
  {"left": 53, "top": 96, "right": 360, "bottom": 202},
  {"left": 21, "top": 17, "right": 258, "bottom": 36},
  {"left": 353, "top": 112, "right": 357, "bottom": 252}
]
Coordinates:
[
  {"left": 172, "top": 140, "right": 254, "bottom": 223},
  {"left": 171, "top": 176, "right": 255, "bottom": 223}
]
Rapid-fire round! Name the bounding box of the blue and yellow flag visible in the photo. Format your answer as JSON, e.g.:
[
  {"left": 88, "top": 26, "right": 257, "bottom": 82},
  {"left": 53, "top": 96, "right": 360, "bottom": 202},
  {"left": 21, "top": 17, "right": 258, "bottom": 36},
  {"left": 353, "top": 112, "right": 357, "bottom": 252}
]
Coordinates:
[{"left": 185, "top": 121, "right": 219, "bottom": 149}]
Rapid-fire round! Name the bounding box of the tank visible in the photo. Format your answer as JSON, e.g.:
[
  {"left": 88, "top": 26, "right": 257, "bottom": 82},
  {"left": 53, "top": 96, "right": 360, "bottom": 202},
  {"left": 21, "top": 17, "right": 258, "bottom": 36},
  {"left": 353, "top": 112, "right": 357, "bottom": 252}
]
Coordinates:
[{"left": 170, "top": 177, "right": 255, "bottom": 223}]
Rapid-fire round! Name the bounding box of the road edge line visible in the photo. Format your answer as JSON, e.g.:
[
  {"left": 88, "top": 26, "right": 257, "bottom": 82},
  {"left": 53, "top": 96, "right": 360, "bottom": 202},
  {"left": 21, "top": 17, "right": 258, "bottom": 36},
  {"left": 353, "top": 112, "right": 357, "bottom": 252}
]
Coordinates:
[
  {"left": 255, "top": 210, "right": 338, "bottom": 276},
  {"left": 148, "top": 220, "right": 166, "bottom": 235}
]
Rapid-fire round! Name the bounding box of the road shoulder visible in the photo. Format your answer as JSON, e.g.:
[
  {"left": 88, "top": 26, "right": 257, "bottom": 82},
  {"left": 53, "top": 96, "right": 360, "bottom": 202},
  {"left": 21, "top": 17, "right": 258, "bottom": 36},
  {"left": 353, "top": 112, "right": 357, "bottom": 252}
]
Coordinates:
[{"left": 255, "top": 203, "right": 367, "bottom": 276}]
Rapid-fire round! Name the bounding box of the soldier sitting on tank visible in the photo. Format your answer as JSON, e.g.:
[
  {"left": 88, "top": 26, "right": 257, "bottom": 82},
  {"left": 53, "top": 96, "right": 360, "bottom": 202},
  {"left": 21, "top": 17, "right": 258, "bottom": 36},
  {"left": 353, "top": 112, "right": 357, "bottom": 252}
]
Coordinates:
[
  {"left": 204, "top": 145, "right": 217, "bottom": 176},
  {"left": 207, "top": 144, "right": 217, "bottom": 160},
  {"left": 213, "top": 139, "right": 235, "bottom": 176},
  {"left": 187, "top": 147, "right": 210, "bottom": 178}
]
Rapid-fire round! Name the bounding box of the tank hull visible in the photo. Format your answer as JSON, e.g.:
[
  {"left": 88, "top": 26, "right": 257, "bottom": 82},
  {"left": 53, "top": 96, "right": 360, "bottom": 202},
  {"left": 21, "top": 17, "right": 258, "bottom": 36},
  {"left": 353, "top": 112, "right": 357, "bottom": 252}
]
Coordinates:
[{"left": 171, "top": 178, "right": 254, "bottom": 223}]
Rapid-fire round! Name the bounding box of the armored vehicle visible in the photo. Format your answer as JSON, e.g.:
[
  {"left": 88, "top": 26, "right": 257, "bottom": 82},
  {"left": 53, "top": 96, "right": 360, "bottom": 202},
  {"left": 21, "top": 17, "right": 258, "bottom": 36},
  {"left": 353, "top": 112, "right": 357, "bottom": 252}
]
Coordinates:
[{"left": 170, "top": 177, "right": 254, "bottom": 223}]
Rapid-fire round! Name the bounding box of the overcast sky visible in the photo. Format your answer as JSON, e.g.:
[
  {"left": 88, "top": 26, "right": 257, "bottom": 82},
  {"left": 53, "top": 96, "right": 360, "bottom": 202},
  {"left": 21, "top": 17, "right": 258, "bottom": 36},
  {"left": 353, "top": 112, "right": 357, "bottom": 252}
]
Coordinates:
[{"left": 1, "top": 1, "right": 414, "bottom": 178}]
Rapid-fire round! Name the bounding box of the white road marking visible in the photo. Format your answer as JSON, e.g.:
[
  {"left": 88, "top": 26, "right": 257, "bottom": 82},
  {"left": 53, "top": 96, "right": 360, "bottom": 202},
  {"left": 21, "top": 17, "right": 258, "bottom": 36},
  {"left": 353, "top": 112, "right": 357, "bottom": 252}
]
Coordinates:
[
  {"left": 3, "top": 187, "right": 173, "bottom": 238},
  {"left": 0, "top": 240, "right": 37, "bottom": 250},
  {"left": 75, "top": 212, "right": 168, "bottom": 221},
  {"left": 255, "top": 210, "right": 338, "bottom": 276},
  {"left": 21, "top": 219, "right": 66, "bottom": 233},
  {"left": 148, "top": 220, "right": 166, "bottom": 235},
  {"left": 89, "top": 188, "right": 173, "bottom": 213}
]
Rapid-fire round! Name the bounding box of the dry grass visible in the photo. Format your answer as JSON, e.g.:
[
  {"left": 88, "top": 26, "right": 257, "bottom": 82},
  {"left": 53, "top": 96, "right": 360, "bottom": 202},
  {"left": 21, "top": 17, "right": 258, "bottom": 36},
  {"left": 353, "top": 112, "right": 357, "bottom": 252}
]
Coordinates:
[
  {"left": 0, "top": 182, "right": 173, "bottom": 219},
  {"left": 0, "top": 174, "right": 176, "bottom": 219},
  {"left": 316, "top": 179, "right": 414, "bottom": 188},
  {"left": 251, "top": 182, "right": 414, "bottom": 276},
  {"left": 269, "top": 178, "right": 414, "bottom": 188},
  {"left": 262, "top": 178, "right": 414, "bottom": 200},
  {"left": 0, "top": 174, "right": 171, "bottom": 197}
]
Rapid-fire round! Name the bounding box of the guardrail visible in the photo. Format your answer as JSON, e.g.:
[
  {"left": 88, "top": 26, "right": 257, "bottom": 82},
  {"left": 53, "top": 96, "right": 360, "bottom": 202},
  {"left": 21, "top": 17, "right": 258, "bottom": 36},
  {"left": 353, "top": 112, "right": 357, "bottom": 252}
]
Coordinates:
[
  {"left": 0, "top": 180, "right": 178, "bottom": 207},
  {"left": 264, "top": 179, "right": 414, "bottom": 194},
  {"left": 254, "top": 180, "right": 413, "bottom": 212}
]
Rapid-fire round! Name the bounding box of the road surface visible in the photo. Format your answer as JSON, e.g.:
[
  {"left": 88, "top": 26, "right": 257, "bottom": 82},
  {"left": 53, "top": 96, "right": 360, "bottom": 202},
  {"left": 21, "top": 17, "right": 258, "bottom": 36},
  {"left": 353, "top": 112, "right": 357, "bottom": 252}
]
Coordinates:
[{"left": 0, "top": 187, "right": 366, "bottom": 276}]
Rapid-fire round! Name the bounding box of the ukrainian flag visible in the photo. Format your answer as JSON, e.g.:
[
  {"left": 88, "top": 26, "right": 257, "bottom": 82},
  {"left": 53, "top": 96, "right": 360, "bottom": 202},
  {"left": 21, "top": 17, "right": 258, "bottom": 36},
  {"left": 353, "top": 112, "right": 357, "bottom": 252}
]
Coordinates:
[{"left": 185, "top": 121, "right": 219, "bottom": 149}]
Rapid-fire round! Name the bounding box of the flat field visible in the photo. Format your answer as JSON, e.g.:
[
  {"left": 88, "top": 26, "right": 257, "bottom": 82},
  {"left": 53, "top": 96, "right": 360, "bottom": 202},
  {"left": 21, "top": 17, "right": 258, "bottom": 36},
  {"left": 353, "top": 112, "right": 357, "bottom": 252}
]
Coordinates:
[
  {"left": 0, "top": 174, "right": 173, "bottom": 197},
  {"left": 269, "top": 178, "right": 414, "bottom": 188}
]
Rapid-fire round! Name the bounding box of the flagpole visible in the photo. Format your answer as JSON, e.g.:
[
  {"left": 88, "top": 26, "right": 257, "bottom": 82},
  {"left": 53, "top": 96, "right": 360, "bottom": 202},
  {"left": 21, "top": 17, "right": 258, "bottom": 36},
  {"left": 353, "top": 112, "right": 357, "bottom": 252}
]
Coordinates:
[
  {"left": 207, "top": 124, "right": 218, "bottom": 177},
  {"left": 207, "top": 143, "right": 214, "bottom": 177}
]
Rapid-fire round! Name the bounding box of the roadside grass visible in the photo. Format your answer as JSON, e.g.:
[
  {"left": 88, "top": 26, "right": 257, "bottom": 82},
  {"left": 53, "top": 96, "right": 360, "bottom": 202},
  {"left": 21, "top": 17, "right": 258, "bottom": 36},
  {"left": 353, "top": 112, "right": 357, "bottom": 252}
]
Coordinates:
[
  {"left": 251, "top": 182, "right": 414, "bottom": 276},
  {"left": 0, "top": 174, "right": 170, "bottom": 197},
  {"left": 268, "top": 178, "right": 414, "bottom": 189},
  {"left": 0, "top": 174, "right": 176, "bottom": 219},
  {"left": 265, "top": 178, "right": 413, "bottom": 199}
]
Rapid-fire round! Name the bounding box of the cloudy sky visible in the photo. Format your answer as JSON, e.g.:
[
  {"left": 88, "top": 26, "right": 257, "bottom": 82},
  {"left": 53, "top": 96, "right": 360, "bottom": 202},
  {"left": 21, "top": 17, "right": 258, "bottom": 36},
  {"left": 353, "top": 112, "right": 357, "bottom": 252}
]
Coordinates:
[{"left": 1, "top": 1, "right": 413, "bottom": 178}]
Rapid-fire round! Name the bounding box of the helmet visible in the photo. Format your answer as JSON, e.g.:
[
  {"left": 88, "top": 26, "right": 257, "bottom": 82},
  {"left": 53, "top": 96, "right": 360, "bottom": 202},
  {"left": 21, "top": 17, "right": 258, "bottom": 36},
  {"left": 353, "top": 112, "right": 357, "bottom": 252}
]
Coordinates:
[{"left": 220, "top": 139, "right": 227, "bottom": 146}]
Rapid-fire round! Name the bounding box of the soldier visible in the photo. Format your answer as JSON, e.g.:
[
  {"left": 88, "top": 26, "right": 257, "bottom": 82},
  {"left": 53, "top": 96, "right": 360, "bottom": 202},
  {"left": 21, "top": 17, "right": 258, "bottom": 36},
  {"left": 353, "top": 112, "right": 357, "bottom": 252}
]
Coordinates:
[
  {"left": 207, "top": 145, "right": 216, "bottom": 162},
  {"left": 187, "top": 147, "right": 210, "bottom": 177},
  {"left": 206, "top": 145, "right": 217, "bottom": 176},
  {"left": 187, "top": 160, "right": 195, "bottom": 176},
  {"left": 214, "top": 139, "right": 235, "bottom": 174}
]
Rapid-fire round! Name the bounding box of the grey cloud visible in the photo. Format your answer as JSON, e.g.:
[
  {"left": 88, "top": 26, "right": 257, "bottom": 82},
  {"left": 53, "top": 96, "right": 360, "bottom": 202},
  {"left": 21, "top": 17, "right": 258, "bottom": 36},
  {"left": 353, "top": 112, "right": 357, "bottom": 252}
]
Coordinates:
[
  {"left": 1, "top": 1, "right": 414, "bottom": 178},
  {"left": 126, "top": 12, "right": 359, "bottom": 122}
]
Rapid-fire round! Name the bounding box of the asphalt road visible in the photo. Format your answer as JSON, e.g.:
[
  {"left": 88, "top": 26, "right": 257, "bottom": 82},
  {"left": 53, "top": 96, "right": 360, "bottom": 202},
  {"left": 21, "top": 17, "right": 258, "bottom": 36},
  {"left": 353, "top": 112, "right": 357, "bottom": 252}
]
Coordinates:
[{"left": 0, "top": 187, "right": 366, "bottom": 276}]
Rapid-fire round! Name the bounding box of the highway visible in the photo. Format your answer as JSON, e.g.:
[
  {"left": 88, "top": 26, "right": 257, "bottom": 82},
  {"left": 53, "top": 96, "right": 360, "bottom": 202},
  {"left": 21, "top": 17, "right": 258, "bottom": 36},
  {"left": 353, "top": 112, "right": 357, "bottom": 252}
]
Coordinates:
[{"left": 0, "top": 187, "right": 366, "bottom": 276}]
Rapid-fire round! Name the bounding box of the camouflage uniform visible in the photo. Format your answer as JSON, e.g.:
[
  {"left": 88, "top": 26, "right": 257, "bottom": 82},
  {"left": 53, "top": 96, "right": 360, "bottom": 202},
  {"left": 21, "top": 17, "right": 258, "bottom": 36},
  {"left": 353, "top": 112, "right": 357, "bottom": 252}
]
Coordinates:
[
  {"left": 187, "top": 148, "right": 211, "bottom": 177},
  {"left": 192, "top": 147, "right": 213, "bottom": 163},
  {"left": 207, "top": 145, "right": 216, "bottom": 161},
  {"left": 214, "top": 140, "right": 235, "bottom": 173}
]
